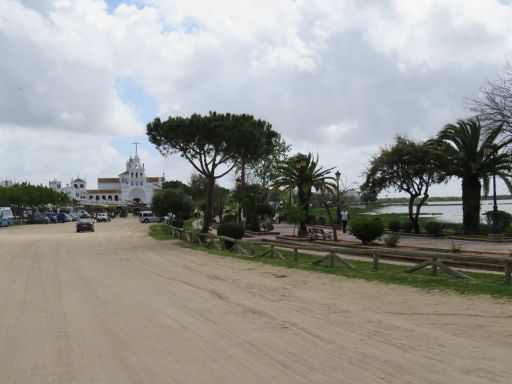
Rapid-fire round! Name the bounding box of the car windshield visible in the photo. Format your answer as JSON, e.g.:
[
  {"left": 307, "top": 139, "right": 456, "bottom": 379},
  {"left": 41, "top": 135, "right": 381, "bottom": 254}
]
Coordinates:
[{"left": 78, "top": 219, "right": 91, "bottom": 223}]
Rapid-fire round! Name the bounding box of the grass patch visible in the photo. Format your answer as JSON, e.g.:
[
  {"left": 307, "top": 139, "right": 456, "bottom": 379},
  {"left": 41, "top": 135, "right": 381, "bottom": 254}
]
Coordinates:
[
  {"left": 148, "top": 223, "right": 174, "bottom": 240},
  {"left": 148, "top": 224, "right": 512, "bottom": 299},
  {"left": 183, "top": 217, "right": 195, "bottom": 230}
]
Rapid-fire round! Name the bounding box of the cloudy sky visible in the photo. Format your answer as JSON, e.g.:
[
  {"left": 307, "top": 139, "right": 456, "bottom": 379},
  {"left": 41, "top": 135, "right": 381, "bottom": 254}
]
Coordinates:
[{"left": 1, "top": 0, "right": 512, "bottom": 197}]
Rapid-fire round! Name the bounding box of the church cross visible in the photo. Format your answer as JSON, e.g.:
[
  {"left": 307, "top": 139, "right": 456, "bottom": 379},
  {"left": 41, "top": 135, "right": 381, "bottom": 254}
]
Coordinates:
[{"left": 132, "top": 141, "right": 140, "bottom": 155}]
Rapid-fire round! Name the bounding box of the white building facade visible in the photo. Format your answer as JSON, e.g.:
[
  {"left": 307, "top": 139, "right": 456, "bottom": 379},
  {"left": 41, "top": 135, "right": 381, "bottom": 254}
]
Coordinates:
[{"left": 50, "top": 151, "right": 163, "bottom": 205}]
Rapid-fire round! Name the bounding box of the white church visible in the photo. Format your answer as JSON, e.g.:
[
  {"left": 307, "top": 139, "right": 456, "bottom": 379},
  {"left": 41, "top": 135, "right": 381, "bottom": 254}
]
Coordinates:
[{"left": 50, "top": 146, "right": 164, "bottom": 205}]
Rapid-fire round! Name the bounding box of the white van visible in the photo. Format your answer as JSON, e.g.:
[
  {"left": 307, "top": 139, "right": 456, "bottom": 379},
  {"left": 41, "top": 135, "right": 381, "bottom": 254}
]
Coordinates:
[
  {"left": 139, "top": 211, "right": 161, "bottom": 223},
  {"left": 0, "top": 207, "right": 14, "bottom": 227}
]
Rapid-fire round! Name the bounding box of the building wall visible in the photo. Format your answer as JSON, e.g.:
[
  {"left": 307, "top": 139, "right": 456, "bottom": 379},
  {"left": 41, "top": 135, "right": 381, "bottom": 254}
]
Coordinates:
[{"left": 97, "top": 181, "right": 121, "bottom": 190}]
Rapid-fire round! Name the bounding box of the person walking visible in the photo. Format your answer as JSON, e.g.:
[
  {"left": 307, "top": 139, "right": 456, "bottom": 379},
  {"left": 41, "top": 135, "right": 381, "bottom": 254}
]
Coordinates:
[{"left": 340, "top": 209, "right": 350, "bottom": 234}]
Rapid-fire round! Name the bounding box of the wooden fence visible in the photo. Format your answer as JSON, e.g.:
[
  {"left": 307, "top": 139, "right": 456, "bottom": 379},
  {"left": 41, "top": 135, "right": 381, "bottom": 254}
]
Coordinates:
[{"left": 163, "top": 224, "right": 512, "bottom": 284}]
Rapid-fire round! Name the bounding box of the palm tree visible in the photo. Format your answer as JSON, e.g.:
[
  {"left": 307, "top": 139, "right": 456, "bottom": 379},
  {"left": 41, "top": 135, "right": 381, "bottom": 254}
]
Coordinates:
[
  {"left": 435, "top": 118, "right": 512, "bottom": 234},
  {"left": 273, "top": 153, "right": 335, "bottom": 236}
]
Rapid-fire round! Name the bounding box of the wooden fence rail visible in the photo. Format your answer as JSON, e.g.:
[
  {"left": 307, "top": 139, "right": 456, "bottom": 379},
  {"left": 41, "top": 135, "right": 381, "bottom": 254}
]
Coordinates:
[{"left": 163, "top": 224, "right": 512, "bottom": 284}]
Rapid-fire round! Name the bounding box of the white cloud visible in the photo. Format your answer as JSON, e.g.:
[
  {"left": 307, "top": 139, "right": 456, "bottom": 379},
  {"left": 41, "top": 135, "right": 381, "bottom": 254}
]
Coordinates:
[{"left": 1, "top": 0, "right": 512, "bottom": 196}]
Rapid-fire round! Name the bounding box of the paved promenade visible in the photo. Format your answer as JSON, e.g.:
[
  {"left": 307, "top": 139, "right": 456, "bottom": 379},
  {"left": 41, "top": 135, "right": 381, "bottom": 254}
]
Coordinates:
[{"left": 268, "top": 223, "right": 512, "bottom": 254}]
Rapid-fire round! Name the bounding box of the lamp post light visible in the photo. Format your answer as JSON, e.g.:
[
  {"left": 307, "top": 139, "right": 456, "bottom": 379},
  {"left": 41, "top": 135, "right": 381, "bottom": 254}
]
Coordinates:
[
  {"left": 335, "top": 170, "right": 341, "bottom": 229},
  {"left": 482, "top": 144, "right": 500, "bottom": 235}
]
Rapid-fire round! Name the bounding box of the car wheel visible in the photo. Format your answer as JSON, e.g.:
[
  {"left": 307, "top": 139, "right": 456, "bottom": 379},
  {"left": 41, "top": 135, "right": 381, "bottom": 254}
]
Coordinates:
[
  {"left": 92, "top": 229, "right": 94, "bottom": 232},
  {"left": 144, "top": 219, "right": 149, "bottom": 223}
]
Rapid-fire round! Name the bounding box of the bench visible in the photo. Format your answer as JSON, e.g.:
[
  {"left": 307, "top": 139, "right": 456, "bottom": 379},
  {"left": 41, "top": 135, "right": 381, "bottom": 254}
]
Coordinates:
[{"left": 307, "top": 226, "right": 333, "bottom": 241}]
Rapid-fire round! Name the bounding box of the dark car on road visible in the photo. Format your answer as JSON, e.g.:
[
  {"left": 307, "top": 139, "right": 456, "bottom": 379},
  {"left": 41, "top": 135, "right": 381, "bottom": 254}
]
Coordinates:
[{"left": 76, "top": 218, "right": 94, "bottom": 233}]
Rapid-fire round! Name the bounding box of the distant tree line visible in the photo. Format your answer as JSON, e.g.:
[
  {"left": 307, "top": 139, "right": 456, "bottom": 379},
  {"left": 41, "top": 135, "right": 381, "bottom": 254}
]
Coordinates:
[{"left": 0, "top": 183, "right": 71, "bottom": 214}]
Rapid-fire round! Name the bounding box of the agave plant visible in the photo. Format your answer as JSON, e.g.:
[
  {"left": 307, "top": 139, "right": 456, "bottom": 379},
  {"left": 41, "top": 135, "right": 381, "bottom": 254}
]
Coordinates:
[{"left": 273, "top": 153, "right": 335, "bottom": 236}]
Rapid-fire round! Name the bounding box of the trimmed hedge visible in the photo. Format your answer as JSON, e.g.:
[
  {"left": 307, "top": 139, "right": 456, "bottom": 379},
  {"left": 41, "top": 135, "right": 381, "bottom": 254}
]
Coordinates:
[
  {"left": 400, "top": 221, "right": 414, "bottom": 233},
  {"left": 350, "top": 217, "right": 384, "bottom": 245},
  {"left": 388, "top": 220, "right": 401, "bottom": 232},
  {"left": 221, "top": 214, "right": 236, "bottom": 224},
  {"left": 217, "top": 222, "right": 245, "bottom": 249},
  {"left": 424, "top": 221, "right": 443, "bottom": 236}
]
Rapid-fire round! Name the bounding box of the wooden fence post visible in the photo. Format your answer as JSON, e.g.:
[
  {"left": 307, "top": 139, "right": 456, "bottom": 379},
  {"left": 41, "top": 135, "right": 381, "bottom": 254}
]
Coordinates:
[
  {"left": 293, "top": 248, "right": 298, "bottom": 262},
  {"left": 431, "top": 256, "right": 438, "bottom": 276},
  {"left": 505, "top": 259, "right": 512, "bottom": 285},
  {"left": 372, "top": 251, "right": 379, "bottom": 271}
]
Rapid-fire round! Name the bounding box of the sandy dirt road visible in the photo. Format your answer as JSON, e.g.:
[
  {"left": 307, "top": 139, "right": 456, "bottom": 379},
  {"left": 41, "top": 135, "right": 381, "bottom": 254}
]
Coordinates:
[{"left": 0, "top": 219, "right": 511, "bottom": 383}]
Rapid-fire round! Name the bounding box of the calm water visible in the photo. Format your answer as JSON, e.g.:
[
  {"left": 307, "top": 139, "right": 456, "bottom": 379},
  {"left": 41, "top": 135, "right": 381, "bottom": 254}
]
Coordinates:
[{"left": 373, "top": 199, "right": 512, "bottom": 223}]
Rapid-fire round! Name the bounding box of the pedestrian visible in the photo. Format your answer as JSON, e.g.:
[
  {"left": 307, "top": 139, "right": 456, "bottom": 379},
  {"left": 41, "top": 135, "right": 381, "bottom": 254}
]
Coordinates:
[{"left": 340, "top": 209, "right": 350, "bottom": 233}]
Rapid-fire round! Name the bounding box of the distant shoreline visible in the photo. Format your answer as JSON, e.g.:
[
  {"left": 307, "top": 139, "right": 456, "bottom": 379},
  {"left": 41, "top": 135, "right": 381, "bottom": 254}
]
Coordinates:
[{"left": 376, "top": 195, "right": 512, "bottom": 204}]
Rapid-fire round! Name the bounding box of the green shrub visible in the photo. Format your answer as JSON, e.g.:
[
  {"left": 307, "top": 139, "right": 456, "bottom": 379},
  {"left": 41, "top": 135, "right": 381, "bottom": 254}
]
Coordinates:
[
  {"left": 479, "top": 224, "right": 490, "bottom": 236},
  {"left": 261, "top": 222, "right": 274, "bottom": 232},
  {"left": 401, "top": 221, "right": 414, "bottom": 233},
  {"left": 350, "top": 217, "right": 384, "bottom": 245},
  {"left": 221, "top": 214, "right": 236, "bottom": 224},
  {"left": 384, "top": 232, "right": 400, "bottom": 247},
  {"left": 388, "top": 220, "right": 401, "bottom": 232},
  {"left": 305, "top": 214, "right": 318, "bottom": 225},
  {"left": 424, "top": 221, "right": 443, "bottom": 236},
  {"left": 217, "top": 222, "right": 245, "bottom": 249},
  {"left": 485, "top": 210, "right": 512, "bottom": 233}
]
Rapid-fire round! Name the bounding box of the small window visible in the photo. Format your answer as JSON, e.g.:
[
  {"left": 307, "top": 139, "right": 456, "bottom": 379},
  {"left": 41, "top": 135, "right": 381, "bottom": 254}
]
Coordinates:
[
  {"left": 114, "top": 195, "right": 119, "bottom": 201},
  {"left": 89, "top": 196, "right": 93, "bottom": 200},
  {"left": 80, "top": 184, "right": 84, "bottom": 188},
  {"left": 74, "top": 184, "right": 78, "bottom": 188},
  {"left": 75, "top": 192, "right": 79, "bottom": 197},
  {"left": 102, "top": 195, "right": 106, "bottom": 200},
  {"left": 96, "top": 195, "right": 100, "bottom": 200}
]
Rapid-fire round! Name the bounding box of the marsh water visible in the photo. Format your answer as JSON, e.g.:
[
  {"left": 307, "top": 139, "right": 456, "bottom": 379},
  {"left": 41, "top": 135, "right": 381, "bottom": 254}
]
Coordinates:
[{"left": 372, "top": 199, "right": 512, "bottom": 223}]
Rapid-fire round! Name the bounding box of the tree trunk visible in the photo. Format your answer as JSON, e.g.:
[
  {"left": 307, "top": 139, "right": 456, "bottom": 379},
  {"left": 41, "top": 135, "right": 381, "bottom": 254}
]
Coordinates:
[
  {"left": 407, "top": 194, "right": 418, "bottom": 233},
  {"left": 462, "top": 176, "right": 481, "bottom": 235},
  {"left": 297, "top": 188, "right": 309, "bottom": 237},
  {"left": 201, "top": 177, "right": 215, "bottom": 233},
  {"left": 414, "top": 193, "right": 429, "bottom": 234},
  {"left": 238, "top": 160, "right": 246, "bottom": 222}
]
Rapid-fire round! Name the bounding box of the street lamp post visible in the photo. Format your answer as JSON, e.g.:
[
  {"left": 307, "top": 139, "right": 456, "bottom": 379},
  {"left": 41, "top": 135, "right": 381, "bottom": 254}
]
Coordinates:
[
  {"left": 482, "top": 144, "right": 500, "bottom": 235},
  {"left": 295, "top": 155, "right": 308, "bottom": 237},
  {"left": 335, "top": 170, "right": 341, "bottom": 229}
]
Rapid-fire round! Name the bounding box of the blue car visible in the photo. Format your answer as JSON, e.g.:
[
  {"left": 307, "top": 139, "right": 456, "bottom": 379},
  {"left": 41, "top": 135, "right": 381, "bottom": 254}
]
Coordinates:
[{"left": 0, "top": 207, "right": 14, "bottom": 227}]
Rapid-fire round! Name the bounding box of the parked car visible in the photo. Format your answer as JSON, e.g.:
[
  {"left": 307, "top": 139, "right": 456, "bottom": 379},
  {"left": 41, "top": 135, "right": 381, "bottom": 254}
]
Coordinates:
[
  {"left": 96, "top": 212, "right": 110, "bottom": 222},
  {"left": 139, "top": 211, "right": 161, "bottom": 223},
  {"left": 47, "top": 213, "right": 59, "bottom": 223},
  {"left": 56, "top": 213, "right": 67, "bottom": 223},
  {"left": 68, "top": 213, "right": 79, "bottom": 221},
  {"left": 28, "top": 213, "right": 50, "bottom": 224},
  {"left": 0, "top": 207, "right": 14, "bottom": 227},
  {"left": 76, "top": 218, "right": 94, "bottom": 232}
]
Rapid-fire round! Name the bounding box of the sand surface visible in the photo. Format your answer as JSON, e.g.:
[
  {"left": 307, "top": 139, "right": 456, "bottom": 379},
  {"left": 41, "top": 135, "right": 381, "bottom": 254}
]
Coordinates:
[{"left": 0, "top": 219, "right": 511, "bottom": 383}]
